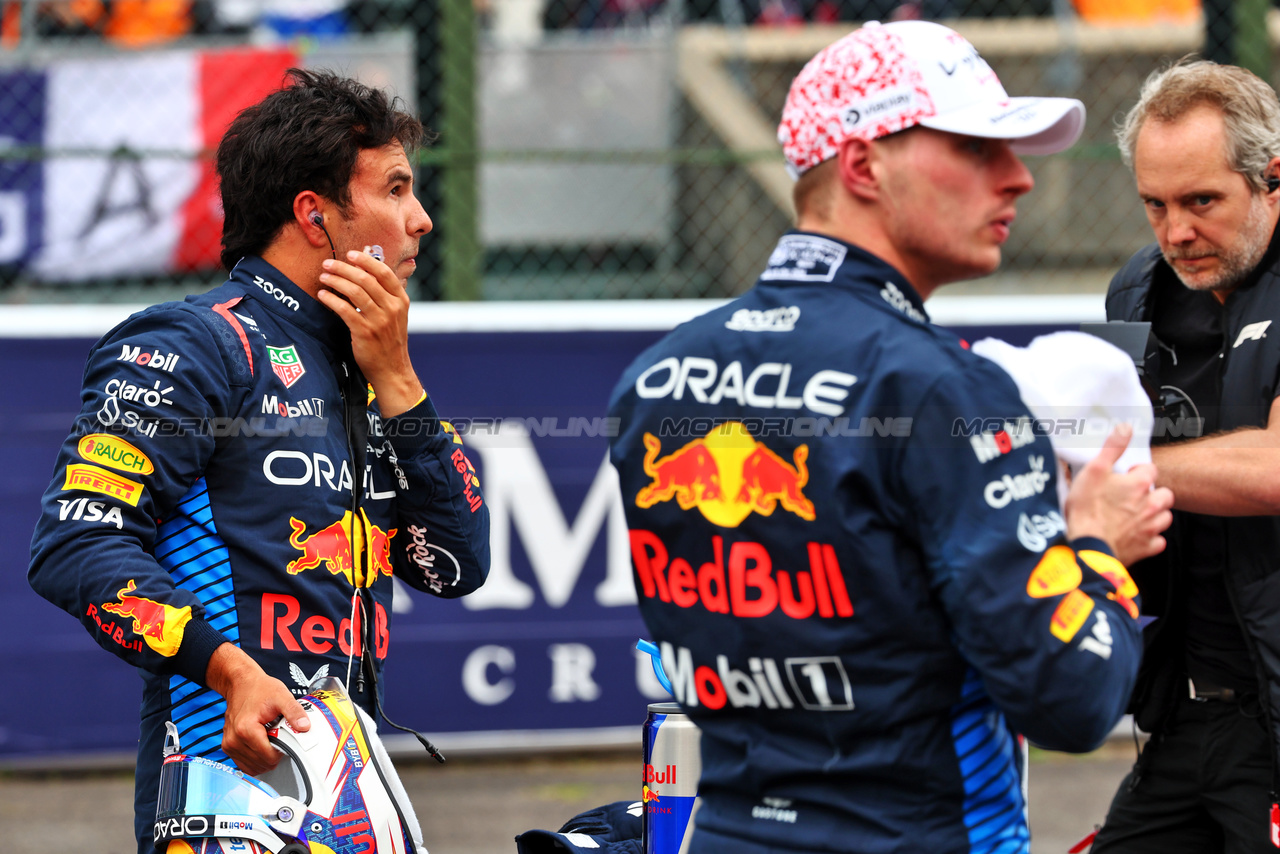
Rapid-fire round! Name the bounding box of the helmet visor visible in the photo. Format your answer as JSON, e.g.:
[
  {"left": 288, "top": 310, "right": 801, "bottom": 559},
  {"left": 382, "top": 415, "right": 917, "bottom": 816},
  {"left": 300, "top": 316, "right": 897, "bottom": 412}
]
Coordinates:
[{"left": 157, "top": 755, "right": 282, "bottom": 820}]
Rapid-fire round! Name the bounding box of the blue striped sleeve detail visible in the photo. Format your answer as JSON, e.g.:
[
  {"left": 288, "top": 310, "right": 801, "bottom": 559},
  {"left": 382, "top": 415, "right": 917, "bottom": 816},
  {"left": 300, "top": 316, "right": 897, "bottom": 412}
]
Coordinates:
[
  {"left": 950, "top": 668, "right": 1029, "bottom": 854},
  {"left": 167, "top": 673, "right": 229, "bottom": 763},
  {"left": 156, "top": 478, "right": 237, "bottom": 767}
]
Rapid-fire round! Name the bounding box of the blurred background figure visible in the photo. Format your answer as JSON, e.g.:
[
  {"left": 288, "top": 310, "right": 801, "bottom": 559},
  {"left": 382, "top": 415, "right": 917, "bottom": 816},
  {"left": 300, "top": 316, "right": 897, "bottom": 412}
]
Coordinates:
[
  {"left": 1, "top": 0, "right": 192, "bottom": 47},
  {"left": 214, "top": 0, "right": 349, "bottom": 39}
]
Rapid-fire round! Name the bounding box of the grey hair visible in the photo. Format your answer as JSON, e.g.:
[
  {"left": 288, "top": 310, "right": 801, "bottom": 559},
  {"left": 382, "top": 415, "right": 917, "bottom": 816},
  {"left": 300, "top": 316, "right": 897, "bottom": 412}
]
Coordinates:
[{"left": 1117, "top": 59, "right": 1280, "bottom": 192}]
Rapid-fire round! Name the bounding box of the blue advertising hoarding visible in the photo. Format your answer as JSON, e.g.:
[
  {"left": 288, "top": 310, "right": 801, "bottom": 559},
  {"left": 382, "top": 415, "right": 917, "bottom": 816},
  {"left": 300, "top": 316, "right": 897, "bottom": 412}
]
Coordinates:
[{"left": 0, "top": 296, "right": 1101, "bottom": 763}]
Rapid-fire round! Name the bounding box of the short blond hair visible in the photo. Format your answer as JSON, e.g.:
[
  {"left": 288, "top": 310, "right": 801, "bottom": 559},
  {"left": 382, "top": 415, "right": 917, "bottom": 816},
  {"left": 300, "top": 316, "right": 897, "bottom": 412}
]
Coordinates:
[
  {"left": 1117, "top": 59, "right": 1280, "bottom": 192},
  {"left": 793, "top": 159, "right": 836, "bottom": 221}
]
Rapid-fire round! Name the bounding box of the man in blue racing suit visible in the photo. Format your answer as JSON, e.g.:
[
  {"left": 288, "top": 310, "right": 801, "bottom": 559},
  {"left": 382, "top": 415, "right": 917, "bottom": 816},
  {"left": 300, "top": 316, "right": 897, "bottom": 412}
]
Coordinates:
[
  {"left": 28, "top": 69, "right": 490, "bottom": 853},
  {"left": 608, "top": 21, "right": 1174, "bottom": 854}
]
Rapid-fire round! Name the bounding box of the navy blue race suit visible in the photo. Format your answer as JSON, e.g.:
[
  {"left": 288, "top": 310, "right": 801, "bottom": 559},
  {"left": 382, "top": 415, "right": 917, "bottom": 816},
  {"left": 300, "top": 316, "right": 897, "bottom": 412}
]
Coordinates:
[
  {"left": 29, "top": 256, "right": 490, "bottom": 852},
  {"left": 607, "top": 233, "right": 1143, "bottom": 854}
]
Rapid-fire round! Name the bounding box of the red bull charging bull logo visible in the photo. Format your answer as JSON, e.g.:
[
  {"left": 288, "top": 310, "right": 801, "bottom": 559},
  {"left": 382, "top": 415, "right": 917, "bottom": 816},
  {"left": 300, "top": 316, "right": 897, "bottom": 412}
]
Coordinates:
[
  {"left": 287, "top": 509, "right": 397, "bottom": 588},
  {"left": 100, "top": 579, "right": 191, "bottom": 657},
  {"left": 637, "top": 423, "right": 815, "bottom": 526}
]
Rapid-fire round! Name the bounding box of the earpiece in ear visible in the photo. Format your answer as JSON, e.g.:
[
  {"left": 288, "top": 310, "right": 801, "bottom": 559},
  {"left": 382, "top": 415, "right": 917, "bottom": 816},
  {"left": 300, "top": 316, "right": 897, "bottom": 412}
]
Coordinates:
[
  {"left": 311, "top": 211, "right": 337, "bottom": 260},
  {"left": 1267, "top": 175, "right": 1279, "bottom": 193}
]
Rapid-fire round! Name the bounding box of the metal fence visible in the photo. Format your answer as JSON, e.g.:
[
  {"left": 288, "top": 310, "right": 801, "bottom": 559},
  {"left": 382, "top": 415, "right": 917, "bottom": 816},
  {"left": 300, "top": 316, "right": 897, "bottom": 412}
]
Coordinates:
[{"left": 0, "top": 0, "right": 1273, "bottom": 302}]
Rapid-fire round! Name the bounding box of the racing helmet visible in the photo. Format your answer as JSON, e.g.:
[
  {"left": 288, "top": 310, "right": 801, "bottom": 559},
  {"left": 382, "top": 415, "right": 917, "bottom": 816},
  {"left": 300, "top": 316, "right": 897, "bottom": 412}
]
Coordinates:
[{"left": 154, "top": 677, "right": 425, "bottom": 854}]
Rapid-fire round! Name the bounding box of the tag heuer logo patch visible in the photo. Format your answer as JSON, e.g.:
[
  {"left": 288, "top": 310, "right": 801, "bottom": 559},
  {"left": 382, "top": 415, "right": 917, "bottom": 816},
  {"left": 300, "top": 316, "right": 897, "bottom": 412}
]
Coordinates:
[{"left": 269, "top": 345, "right": 306, "bottom": 388}]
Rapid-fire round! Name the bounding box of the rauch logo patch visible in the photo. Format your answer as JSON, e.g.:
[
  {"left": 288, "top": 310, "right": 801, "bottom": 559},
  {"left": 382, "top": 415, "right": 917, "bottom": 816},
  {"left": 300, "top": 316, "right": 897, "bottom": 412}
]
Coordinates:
[{"left": 77, "top": 433, "right": 154, "bottom": 475}]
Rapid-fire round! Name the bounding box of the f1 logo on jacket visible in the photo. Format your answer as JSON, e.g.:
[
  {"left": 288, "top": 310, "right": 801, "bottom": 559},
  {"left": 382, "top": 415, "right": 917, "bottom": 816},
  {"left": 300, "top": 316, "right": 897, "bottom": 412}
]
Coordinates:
[{"left": 1234, "top": 320, "right": 1272, "bottom": 348}]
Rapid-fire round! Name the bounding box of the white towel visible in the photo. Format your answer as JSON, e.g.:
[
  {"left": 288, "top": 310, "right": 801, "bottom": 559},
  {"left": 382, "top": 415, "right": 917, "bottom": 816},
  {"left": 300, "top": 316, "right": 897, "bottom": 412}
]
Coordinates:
[{"left": 970, "top": 331, "right": 1154, "bottom": 511}]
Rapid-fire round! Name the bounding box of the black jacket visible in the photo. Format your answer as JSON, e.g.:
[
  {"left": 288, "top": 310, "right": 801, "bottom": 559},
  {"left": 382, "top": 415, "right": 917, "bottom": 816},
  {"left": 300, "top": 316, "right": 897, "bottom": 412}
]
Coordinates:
[{"left": 1107, "top": 244, "right": 1280, "bottom": 761}]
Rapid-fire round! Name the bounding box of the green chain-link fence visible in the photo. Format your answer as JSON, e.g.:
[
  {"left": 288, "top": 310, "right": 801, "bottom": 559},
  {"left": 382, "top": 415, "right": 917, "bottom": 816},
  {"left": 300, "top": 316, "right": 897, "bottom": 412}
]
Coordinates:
[{"left": 0, "top": 0, "right": 1274, "bottom": 302}]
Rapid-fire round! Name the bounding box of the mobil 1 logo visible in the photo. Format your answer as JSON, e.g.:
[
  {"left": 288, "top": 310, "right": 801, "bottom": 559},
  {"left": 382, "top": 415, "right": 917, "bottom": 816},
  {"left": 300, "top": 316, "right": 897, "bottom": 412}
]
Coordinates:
[{"left": 785, "top": 656, "right": 854, "bottom": 711}]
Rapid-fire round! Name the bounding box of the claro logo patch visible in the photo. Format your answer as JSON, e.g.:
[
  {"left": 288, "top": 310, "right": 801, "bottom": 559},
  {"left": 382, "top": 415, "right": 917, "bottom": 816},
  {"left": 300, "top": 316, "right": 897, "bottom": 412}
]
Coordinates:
[
  {"left": 983, "top": 455, "right": 1049, "bottom": 509},
  {"left": 77, "top": 433, "right": 154, "bottom": 475}
]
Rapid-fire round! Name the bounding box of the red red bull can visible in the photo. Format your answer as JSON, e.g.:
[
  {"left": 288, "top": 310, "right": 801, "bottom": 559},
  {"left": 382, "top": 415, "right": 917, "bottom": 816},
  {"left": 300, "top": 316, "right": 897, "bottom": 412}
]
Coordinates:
[{"left": 642, "top": 702, "right": 701, "bottom": 854}]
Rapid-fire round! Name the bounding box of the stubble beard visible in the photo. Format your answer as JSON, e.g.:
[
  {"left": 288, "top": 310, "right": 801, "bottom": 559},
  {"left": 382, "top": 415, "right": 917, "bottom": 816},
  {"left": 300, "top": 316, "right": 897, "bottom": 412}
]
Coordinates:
[{"left": 1166, "top": 195, "right": 1274, "bottom": 293}]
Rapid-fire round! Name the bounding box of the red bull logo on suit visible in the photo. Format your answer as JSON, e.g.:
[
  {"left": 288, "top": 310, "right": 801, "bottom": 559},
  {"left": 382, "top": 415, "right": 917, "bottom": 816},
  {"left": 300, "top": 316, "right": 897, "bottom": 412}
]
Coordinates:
[
  {"left": 286, "top": 508, "right": 397, "bottom": 588},
  {"left": 99, "top": 579, "right": 191, "bottom": 657},
  {"left": 636, "top": 422, "right": 814, "bottom": 526},
  {"left": 631, "top": 424, "right": 849, "bottom": 623},
  {"left": 629, "top": 531, "right": 853, "bottom": 621}
]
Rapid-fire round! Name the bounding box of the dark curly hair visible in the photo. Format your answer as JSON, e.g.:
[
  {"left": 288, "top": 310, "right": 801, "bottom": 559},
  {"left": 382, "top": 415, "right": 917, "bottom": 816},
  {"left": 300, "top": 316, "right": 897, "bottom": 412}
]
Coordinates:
[{"left": 216, "top": 68, "right": 427, "bottom": 271}]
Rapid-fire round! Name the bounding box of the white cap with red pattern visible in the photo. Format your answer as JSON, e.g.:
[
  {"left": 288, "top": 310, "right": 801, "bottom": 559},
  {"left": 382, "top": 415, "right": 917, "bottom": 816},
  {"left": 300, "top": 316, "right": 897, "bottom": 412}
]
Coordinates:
[{"left": 778, "top": 20, "right": 1085, "bottom": 178}]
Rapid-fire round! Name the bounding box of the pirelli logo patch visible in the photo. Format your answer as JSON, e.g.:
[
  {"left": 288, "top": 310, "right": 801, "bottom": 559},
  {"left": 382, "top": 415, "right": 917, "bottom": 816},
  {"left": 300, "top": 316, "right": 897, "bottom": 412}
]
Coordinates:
[
  {"left": 1050, "top": 588, "right": 1095, "bottom": 643},
  {"left": 64, "top": 463, "right": 143, "bottom": 506}
]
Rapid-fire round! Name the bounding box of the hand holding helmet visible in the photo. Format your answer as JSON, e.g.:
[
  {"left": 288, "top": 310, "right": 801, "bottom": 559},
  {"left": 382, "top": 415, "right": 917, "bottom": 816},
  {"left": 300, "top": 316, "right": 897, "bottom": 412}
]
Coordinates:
[{"left": 156, "top": 676, "right": 426, "bottom": 854}]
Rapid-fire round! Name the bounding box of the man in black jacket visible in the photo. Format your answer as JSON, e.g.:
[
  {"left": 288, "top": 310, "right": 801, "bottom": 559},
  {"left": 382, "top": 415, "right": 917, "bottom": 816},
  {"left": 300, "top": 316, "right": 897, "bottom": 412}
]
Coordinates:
[{"left": 1093, "top": 60, "right": 1280, "bottom": 853}]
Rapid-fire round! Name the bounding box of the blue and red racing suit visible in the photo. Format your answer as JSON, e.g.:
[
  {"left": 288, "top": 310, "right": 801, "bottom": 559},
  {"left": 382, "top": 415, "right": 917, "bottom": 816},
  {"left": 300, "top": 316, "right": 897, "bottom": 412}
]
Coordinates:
[
  {"left": 28, "top": 256, "right": 489, "bottom": 850},
  {"left": 608, "top": 232, "right": 1142, "bottom": 854}
]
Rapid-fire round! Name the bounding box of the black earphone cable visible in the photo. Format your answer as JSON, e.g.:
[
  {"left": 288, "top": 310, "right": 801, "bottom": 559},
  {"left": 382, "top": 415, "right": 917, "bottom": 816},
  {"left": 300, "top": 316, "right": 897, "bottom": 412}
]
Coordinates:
[{"left": 311, "top": 212, "right": 337, "bottom": 260}]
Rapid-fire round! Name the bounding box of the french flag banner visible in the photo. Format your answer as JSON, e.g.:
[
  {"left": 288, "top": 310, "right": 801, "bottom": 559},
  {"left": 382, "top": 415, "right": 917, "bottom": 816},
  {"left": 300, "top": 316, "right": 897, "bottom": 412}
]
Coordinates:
[{"left": 0, "top": 46, "right": 295, "bottom": 282}]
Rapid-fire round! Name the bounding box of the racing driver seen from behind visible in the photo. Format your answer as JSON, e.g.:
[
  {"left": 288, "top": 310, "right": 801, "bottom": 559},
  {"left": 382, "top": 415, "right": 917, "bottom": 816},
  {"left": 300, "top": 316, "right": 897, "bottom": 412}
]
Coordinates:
[{"left": 609, "top": 21, "right": 1173, "bottom": 854}]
